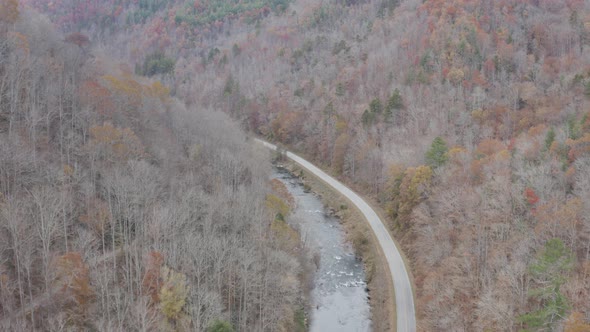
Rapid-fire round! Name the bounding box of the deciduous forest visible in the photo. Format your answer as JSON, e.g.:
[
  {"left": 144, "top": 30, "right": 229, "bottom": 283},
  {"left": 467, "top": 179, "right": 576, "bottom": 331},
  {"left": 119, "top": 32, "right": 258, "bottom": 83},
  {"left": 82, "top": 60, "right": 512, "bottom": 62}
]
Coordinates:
[
  {"left": 5, "top": 0, "right": 590, "bottom": 330},
  {"left": 0, "top": 2, "right": 305, "bottom": 331}
]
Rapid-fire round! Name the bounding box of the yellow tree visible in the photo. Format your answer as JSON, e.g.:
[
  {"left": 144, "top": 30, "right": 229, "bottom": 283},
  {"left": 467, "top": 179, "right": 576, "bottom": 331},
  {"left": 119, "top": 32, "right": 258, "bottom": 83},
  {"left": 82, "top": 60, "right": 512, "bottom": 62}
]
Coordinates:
[
  {"left": 395, "top": 165, "right": 433, "bottom": 228},
  {"left": 102, "top": 75, "right": 143, "bottom": 110},
  {"left": 564, "top": 312, "right": 590, "bottom": 332},
  {"left": 146, "top": 81, "right": 170, "bottom": 102},
  {"left": 88, "top": 122, "right": 145, "bottom": 162},
  {"left": 159, "top": 266, "right": 189, "bottom": 321}
]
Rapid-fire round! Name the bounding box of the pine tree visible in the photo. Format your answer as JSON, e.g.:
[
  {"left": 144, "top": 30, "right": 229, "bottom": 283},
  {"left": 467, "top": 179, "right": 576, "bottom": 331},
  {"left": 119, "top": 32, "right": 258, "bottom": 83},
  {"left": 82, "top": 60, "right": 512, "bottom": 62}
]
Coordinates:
[
  {"left": 425, "top": 137, "right": 448, "bottom": 168},
  {"left": 544, "top": 127, "right": 555, "bottom": 151},
  {"left": 369, "top": 98, "right": 382, "bottom": 114},
  {"left": 362, "top": 109, "right": 374, "bottom": 127},
  {"left": 385, "top": 89, "right": 403, "bottom": 123},
  {"left": 519, "top": 239, "right": 573, "bottom": 331},
  {"left": 208, "top": 319, "right": 235, "bottom": 332}
]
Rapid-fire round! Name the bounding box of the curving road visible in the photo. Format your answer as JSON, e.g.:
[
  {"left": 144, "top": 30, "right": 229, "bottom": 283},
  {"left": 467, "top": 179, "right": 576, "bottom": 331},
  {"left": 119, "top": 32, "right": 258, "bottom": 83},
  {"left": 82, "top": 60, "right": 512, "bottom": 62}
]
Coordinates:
[{"left": 255, "top": 139, "right": 416, "bottom": 332}]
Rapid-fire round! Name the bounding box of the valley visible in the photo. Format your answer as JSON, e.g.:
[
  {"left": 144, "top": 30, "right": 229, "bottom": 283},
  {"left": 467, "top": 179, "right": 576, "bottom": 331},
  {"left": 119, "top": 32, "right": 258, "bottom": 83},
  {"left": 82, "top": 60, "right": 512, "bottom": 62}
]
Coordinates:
[{"left": 3, "top": 0, "right": 590, "bottom": 330}]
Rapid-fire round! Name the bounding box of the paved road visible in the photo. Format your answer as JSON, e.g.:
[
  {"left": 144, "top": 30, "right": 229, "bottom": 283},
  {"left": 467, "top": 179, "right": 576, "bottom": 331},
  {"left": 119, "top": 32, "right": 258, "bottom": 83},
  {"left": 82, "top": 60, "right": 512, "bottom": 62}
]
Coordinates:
[{"left": 256, "top": 139, "right": 416, "bottom": 332}]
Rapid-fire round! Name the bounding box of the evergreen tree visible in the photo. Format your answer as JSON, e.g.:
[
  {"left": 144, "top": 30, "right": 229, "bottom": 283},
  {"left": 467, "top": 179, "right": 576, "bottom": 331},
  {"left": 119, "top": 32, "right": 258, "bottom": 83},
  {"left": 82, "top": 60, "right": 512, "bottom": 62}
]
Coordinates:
[
  {"left": 425, "top": 137, "right": 448, "bottom": 168},
  {"left": 519, "top": 239, "right": 573, "bottom": 331},
  {"left": 385, "top": 89, "right": 403, "bottom": 123},
  {"left": 362, "top": 109, "right": 374, "bottom": 127},
  {"left": 369, "top": 98, "right": 383, "bottom": 114},
  {"left": 544, "top": 127, "right": 555, "bottom": 151},
  {"left": 208, "top": 319, "right": 235, "bottom": 332}
]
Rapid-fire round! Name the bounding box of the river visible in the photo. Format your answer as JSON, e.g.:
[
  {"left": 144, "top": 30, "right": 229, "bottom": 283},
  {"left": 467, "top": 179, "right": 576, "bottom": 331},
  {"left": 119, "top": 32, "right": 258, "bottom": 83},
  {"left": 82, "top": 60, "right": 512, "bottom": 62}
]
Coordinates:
[{"left": 273, "top": 167, "right": 371, "bottom": 332}]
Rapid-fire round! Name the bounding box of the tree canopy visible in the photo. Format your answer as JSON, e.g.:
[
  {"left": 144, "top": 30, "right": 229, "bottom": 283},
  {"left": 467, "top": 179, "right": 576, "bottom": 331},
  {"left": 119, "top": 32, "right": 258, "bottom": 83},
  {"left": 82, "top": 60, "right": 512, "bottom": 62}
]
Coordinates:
[{"left": 425, "top": 137, "right": 448, "bottom": 168}]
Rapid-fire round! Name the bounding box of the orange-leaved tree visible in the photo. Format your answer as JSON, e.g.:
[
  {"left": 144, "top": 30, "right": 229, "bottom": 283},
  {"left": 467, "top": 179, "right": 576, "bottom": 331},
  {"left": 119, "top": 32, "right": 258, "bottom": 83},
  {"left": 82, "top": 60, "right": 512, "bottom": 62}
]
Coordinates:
[
  {"left": 142, "top": 251, "right": 165, "bottom": 304},
  {"left": 565, "top": 312, "right": 590, "bottom": 332},
  {"left": 0, "top": 0, "right": 19, "bottom": 26},
  {"left": 79, "top": 80, "right": 113, "bottom": 116},
  {"left": 54, "top": 252, "right": 94, "bottom": 318},
  {"left": 88, "top": 122, "right": 145, "bottom": 162}
]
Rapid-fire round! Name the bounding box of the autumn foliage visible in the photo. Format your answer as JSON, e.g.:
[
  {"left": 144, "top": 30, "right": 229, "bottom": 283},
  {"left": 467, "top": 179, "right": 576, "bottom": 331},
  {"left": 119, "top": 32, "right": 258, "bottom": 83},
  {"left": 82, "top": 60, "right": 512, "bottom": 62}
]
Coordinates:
[
  {"left": 88, "top": 122, "right": 145, "bottom": 162},
  {"left": 142, "top": 251, "right": 165, "bottom": 304},
  {"left": 12, "top": 0, "right": 590, "bottom": 329},
  {"left": 65, "top": 32, "right": 90, "bottom": 48},
  {"left": 159, "top": 266, "right": 189, "bottom": 321},
  {"left": 55, "top": 253, "right": 94, "bottom": 310},
  {"left": 524, "top": 187, "right": 539, "bottom": 206},
  {"left": 565, "top": 312, "right": 590, "bottom": 332},
  {"left": 0, "top": 0, "right": 19, "bottom": 25},
  {"left": 0, "top": 10, "right": 301, "bottom": 331}
]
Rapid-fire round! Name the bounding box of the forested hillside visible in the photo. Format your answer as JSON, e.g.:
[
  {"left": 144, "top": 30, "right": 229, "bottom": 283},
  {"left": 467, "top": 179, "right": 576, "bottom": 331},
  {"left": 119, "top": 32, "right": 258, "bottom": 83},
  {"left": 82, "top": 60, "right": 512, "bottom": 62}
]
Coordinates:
[
  {"left": 14, "top": 0, "right": 590, "bottom": 330},
  {"left": 0, "top": 4, "right": 304, "bottom": 331}
]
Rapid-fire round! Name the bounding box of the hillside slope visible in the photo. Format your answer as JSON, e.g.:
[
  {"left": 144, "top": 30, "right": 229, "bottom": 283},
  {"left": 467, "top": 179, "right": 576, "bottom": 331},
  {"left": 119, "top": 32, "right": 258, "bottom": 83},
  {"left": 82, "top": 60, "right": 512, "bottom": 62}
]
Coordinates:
[
  {"left": 19, "top": 0, "right": 590, "bottom": 330},
  {"left": 0, "top": 5, "right": 303, "bottom": 331}
]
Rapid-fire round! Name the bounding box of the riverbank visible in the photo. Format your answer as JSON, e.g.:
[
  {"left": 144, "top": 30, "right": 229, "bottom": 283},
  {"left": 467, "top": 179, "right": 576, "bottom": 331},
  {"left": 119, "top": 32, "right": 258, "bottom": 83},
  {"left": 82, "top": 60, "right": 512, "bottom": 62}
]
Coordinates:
[
  {"left": 281, "top": 161, "right": 395, "bottom": 332},
  {"left": 273, "top": 166, "right": 371, "bottom": 331}
]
